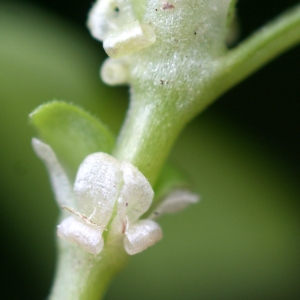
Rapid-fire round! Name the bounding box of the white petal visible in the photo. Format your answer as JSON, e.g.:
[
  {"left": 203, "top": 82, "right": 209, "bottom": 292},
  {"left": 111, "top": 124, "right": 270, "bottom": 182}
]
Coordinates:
[
  {"left": 119, "top": 161, "right": 154, "bottom": 224},
  {"left": 124, "top": 219, "right": 162, "bottom": 255},
  {"left": 57, "top": 216, "right": 104, "bottom": 255},
  {"left": 74, "top": 152, "right": 122, "bottom": 227},
  {"left": 32, "top": 138, "right": 75, "bottom": 207},
  {"left": 101, "top": 57, "right": 129, "bottom": 86},
  {"left": 150, "top": 190, "right": 199, "bottom": 219},
  {"left": 103, "top": 20, "right": 156, "bottom": 58},
  {"left": 87, "top": 0, "right": 113, "bottom": 41},
  {"left": 87, "top": 0, "right": 136, "bottom": 42}
]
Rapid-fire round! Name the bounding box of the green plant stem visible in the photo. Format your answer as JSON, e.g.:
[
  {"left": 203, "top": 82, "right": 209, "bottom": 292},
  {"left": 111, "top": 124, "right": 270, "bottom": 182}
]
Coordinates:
[
  {"left": 113, "top": 4, "right": 300, "bottom": 185},
  {"left": 113, "top": 93, "right": 189, "bottom": 185},
  {"left": 213, "top": 4, "right": 300, "bottom": 104},
  {"left": 49, "top": 238, "right": 128, "bottom": 300},
  {"left": 49, "top": 4, "right": 300, "bottom": 300}
]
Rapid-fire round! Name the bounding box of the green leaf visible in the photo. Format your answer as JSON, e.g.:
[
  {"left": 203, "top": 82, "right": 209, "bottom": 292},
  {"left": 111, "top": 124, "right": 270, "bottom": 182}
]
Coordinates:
[{"left": 30, "top": 101, "right": 115, "bottom": 181}]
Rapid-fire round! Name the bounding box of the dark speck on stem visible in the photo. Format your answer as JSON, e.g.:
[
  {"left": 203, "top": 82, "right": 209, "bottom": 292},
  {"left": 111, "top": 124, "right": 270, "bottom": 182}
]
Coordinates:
[{"left": 162, "top": 2, "right": 175, "bottom": 10}]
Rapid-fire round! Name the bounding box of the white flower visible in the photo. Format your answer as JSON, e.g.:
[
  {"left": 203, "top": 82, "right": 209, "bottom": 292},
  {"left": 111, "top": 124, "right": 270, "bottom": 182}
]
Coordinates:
[
  {"left": 87, "top": 0, "right": 156, "bottom": 59},
  {"left": 32, "top": 138, "right": 199, "bottom": 255}
]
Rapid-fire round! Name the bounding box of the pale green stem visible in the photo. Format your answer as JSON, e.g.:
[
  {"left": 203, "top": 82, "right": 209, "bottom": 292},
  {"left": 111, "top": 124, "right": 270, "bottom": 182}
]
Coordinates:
[
  {"left": 113, "top": 4, "right": 300, "bottom": 185},
  {"left": 49, "top": 237, "right": 128, "bottom": 300},
  {"left": 210, "top": 4, "right": 300, "bottom": 106},
  {"left": 113, "top": 91, "right": 190, "bottom": 185}
]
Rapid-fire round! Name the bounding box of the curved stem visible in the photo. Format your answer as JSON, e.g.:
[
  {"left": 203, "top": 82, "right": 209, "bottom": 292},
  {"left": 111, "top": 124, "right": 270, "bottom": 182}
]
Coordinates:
[{"left": 212, "top": 4, "right": 300, "bottom": 102}]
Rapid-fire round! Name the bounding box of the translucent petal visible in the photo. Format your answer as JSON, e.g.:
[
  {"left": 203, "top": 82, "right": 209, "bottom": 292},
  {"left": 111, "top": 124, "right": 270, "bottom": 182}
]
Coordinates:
[
  {"left": 101, "top": 57, "right": 129, "bottom": 85},
  {"left": 150, "top": 190, "right": 199, "bottom": 219},
  {"left": 73, "top": 152, "right": 122, "bottom": 226},
  {"left": 87, "top": 0, "right": 136, "bottom": 42},
  {"left": 103, "top": 20, "right": 156, "bottom": 58},
  {"left": 57, "top": 216, "right": 104, "bottom": 255},
  {"left": 32, "top": 138, "right": 75, "bottom": 207},
  {"left": 119, "top": 161, "right": 154, "bottom": 224},
  {"left": 124, "top": 219, "right": 162, "bottom": 255}
]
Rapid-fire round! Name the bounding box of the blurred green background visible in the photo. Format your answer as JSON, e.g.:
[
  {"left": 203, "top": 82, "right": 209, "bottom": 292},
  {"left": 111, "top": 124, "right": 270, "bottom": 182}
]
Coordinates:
[{"left": 0, "top": 0, "right": 299, "bottom": 299}]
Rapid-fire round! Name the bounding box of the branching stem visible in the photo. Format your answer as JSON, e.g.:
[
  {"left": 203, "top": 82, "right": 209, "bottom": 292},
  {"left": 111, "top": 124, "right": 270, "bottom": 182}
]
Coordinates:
[
  {"left": 49, "top": 3, "right": 300, "bottom": 300},
  {"left": 113, "top": 4, "right": 300, "bottom": 186}
]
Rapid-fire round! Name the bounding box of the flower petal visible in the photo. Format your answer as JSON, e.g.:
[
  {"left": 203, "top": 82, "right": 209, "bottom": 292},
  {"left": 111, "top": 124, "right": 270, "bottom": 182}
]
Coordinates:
[
  {"left": 101, "top": 57, "right": 129, "bottom": 85},
  {"left": 103, "top": 20, "right": 156, "bottom": 58},
  {"left": 32, "top": 138, "right": 75, "bottom": 207},
  {"left": 124, "top": 219, "right": 162, "bottom": 255},
  {"left": 57, "top": 216, "right": 104, "bottom": 255},
  {"left": 87, "top": 0, "right": 136, "bottom": 42},
  {"left": 150, "top": 189, "right": 199, "bottom": 219},
  {"left": 73, "top": 152, "right": 122, "bottom": 227},
  {"left": 119, "top": 161, "right": 154, "bottom": 224}
]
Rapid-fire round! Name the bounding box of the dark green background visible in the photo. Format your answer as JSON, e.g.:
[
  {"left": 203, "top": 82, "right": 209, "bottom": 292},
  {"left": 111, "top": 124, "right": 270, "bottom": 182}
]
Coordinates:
[{"left": 0, "top": 1, "right": 299, "bottom": 299}]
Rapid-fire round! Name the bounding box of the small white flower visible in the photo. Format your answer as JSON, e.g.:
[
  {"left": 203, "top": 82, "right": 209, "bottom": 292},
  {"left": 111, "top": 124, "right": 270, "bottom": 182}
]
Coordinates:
[
  {"left": 32, "top": 138, "right": 198, "bottom": 255},
  {"left": 32, "top": 138, "right": 162, "bottom": 255},
  {"left": 87, "top": 0, "right": 156, "bottom": 59}
]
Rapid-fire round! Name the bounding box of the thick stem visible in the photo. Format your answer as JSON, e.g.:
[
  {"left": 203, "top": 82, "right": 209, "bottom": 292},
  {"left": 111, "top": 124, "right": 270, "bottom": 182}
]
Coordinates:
[
  {"left": 113, "top": 91, "right": 189, "bottom": 185},
  {"left": 113, "top": 5, "right": 300, "bottom": 181}
]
